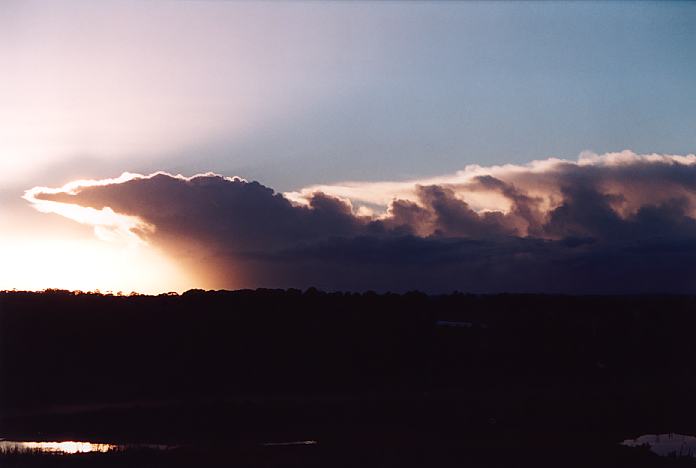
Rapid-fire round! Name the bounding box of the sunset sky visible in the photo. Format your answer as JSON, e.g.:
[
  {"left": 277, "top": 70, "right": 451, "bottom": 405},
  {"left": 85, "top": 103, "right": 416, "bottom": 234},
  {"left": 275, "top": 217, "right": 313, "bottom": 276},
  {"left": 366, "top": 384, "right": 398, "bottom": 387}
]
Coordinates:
[{"left": 2, "top": 1, "right": 696, "bottom": 293}]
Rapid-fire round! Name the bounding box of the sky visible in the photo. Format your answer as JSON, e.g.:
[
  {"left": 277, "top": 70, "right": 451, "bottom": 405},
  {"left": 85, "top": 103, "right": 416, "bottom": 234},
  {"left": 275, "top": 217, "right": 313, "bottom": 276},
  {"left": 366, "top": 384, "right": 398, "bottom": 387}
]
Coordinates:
[{"left": 2, "top": 1, "right": 696, "bottom": 293}]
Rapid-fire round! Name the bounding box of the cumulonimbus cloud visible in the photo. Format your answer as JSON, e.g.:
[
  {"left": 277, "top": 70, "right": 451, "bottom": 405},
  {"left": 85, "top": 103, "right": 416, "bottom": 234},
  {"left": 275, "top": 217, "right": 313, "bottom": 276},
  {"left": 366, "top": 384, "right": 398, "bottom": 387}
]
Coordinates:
[{"left": 26, "top": 151, "right": 696, "bottom": 293}]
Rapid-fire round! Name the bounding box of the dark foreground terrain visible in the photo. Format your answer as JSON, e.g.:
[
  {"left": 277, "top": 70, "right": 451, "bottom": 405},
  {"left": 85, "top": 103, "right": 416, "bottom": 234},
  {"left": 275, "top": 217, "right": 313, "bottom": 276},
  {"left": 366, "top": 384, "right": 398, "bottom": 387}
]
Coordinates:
[{"left": 1, "top": 289, "right": 695, "bottom": 467}]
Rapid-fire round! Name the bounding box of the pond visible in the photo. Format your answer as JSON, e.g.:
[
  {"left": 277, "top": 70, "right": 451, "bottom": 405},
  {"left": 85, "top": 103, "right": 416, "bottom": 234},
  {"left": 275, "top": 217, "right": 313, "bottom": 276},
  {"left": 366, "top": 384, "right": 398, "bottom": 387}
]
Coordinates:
[
  {"left": 0, "top": 438, "right": 318, "bottom": 455},
  {"left": 622, "top": 434, "right": 696, "bottom": 458},
  {"left": 0, "top": 440, "right": 171, "bottom": 454}
]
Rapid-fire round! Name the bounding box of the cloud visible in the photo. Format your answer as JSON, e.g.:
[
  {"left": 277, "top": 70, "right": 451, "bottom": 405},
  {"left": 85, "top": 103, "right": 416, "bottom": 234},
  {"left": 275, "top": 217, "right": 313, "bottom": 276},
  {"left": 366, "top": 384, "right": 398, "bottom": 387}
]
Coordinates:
[{"left": 26, "top": 151, "right": 696, "bottom": 293}]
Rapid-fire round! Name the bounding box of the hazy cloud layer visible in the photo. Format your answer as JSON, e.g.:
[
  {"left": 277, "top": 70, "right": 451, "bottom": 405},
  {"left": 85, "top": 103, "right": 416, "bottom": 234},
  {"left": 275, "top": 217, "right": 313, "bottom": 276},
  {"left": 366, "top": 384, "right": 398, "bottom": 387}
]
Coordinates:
[{"left": 27, "top": 152, "right": 696, "bottom": 293}]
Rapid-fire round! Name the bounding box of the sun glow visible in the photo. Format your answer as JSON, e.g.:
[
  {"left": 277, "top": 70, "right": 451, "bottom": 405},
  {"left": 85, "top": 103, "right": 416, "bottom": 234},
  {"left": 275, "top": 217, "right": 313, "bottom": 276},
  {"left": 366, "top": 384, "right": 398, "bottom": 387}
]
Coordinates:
[
  {"left": 6, "top": 172, "right": 241, "bottom": 293},
  {"left": 3, "top": 175, "right": 194, "bottom": 293},
  {"left": 0, "top": 236, "right": 195, "bottom": 294}
]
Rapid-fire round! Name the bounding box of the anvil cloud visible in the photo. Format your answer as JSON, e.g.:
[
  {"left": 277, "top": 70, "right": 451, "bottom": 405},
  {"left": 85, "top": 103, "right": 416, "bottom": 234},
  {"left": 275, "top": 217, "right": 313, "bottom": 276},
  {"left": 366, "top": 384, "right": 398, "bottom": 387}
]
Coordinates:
[{"left": 27, "top": 151, "right": 696, "bottom": 293}]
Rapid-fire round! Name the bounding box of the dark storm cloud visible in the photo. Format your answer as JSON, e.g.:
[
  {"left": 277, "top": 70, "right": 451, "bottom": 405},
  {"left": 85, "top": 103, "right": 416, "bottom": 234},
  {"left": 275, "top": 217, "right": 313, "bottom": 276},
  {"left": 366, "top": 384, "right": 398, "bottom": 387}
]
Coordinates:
[
  {"left": 32, "top": 173, "right": 364, "bottom": 253},
  {"left": 27, "top": 153, "right": 696, "bottom": 293}
]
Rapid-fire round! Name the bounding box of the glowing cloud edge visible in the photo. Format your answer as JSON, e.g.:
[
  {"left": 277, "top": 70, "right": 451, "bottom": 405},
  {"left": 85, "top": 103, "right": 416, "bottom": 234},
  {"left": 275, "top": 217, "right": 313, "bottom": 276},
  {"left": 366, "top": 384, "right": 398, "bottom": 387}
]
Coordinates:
[{"left": 23, "top": 150, "right": 696, "bottom": 245}]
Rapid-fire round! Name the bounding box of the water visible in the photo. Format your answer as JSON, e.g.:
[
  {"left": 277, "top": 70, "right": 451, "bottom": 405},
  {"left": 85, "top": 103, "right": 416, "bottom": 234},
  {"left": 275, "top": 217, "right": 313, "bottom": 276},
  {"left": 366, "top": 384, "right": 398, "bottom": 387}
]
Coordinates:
[
  {"left": 0, "top": 440, "right": 171, "bottom": 454},
  {"left": 262, "top": 440, "right": 318, "bottom": 447},
  {"left": 6, "top": 435, "right": 692, "bottom": 457},
  {"left": 622, "top": 434, "right": 696, "bottom": 458},
  {"left": 0, "top": 440, "right": 116, "bottom": 454},
  {"left": 0, "top": 438, "right": 318, "bottom": 455}
]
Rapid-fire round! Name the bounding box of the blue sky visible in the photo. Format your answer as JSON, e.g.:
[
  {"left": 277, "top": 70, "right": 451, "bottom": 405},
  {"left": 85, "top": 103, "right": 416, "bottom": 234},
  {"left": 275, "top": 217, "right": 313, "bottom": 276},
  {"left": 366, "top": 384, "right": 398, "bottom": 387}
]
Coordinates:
[
  {"left": 2, "top": 1, "right": 695, "bottom": 192},
  {"left": 170, "top": 1, "right": 696, "bottom": 190}
]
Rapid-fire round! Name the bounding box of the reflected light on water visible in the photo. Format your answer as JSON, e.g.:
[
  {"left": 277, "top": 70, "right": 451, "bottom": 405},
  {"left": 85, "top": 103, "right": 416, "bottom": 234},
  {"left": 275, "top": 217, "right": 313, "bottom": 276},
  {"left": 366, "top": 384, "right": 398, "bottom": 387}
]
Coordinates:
[
  {"left": 262, "top": 440, "right": 318, "bottom": 447},
  {"left": 0, "top": 441, "right": 116, "bottom": 454},
  {"left": 622, "top": 434, "right": 696, "bottom": 458}
]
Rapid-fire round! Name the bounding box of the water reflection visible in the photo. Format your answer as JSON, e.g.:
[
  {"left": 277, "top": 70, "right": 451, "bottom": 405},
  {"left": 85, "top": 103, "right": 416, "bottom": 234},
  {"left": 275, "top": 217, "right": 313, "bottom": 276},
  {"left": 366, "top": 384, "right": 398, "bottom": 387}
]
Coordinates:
[
  {"left": 0, "top": 440, "right": 116, "bottom": 454},
  {"left": 262, "top": 440, "right": 318, "bottom": 447},
  {"left": 0, "top": 440, "right": 173, "bottom": 455},
  {"left": 622, "top": 434, "right": 696, "bottom": 458}
]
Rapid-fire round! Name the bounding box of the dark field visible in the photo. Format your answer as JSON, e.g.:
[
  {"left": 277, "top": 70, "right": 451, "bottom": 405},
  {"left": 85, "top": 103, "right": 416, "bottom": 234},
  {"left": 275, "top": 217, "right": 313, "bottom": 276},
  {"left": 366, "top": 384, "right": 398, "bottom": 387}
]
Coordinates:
[{"left": 1, "top": 290, "right": 695, "bottom": 467}]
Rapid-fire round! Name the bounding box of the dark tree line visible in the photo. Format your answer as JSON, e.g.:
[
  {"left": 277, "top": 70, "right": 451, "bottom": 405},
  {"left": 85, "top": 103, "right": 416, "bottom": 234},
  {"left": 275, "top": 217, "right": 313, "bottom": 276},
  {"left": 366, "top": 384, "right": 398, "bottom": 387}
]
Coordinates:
[
  {"left": 0, "top": 289, "right": 695, "bottom": 463},
  {"left": 1, "top": 289, "right": 694, "bottom": 406}
]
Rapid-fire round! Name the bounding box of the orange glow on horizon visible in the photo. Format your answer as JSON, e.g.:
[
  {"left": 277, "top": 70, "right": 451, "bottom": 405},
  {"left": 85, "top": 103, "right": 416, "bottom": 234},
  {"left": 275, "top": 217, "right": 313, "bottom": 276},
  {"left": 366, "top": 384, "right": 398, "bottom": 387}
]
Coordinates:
[
  {"left": 7, "top": 172, "right": 242, "bottom": 294},
  {"left": 0, "top": 236, "right": 199, "bottom": 295}
]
